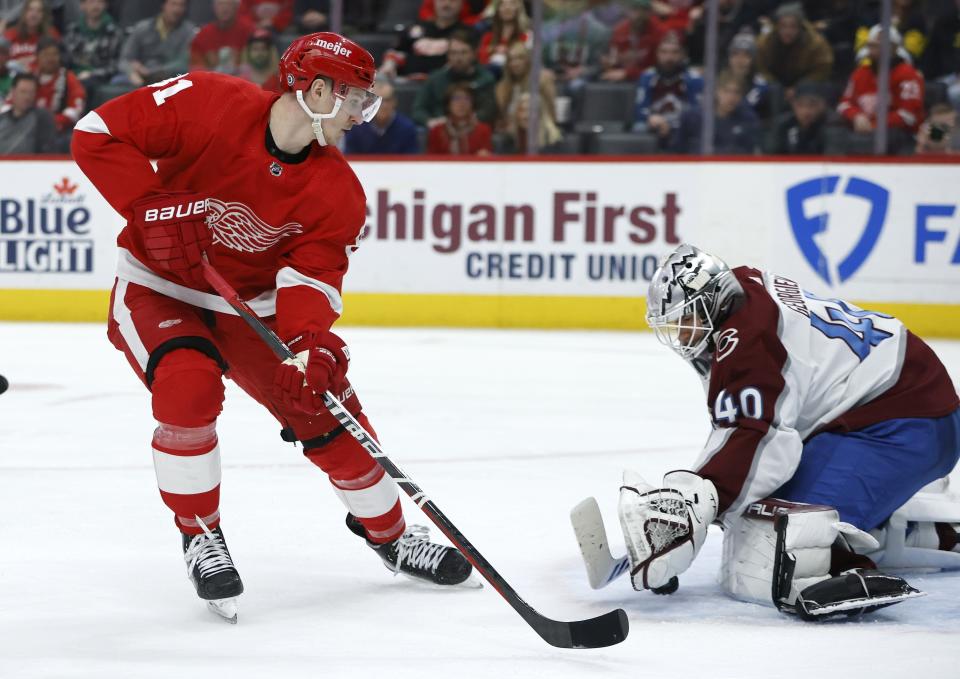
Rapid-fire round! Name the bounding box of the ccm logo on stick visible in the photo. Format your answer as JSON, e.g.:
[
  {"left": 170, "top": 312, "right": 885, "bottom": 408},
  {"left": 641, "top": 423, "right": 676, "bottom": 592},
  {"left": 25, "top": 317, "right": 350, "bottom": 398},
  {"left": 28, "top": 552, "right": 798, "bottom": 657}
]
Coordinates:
[{"left": 144, "top": 200, "right": 208, "bottom": 222}]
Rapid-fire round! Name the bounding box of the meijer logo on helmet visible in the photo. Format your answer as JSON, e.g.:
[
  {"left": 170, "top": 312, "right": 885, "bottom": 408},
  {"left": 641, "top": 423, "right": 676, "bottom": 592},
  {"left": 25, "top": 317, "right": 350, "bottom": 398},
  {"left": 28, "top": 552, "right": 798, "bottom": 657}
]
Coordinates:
[{"left": 316, "top": 39, "right": 351, "bottom": 58}]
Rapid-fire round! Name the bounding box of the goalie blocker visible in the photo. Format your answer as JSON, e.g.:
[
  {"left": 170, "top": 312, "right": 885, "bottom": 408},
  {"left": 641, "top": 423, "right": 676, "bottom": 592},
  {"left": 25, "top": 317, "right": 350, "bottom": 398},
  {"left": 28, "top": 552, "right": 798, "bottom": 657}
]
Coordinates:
[{"left": 723, "top": 498, "right": 924, "bottom": 620}]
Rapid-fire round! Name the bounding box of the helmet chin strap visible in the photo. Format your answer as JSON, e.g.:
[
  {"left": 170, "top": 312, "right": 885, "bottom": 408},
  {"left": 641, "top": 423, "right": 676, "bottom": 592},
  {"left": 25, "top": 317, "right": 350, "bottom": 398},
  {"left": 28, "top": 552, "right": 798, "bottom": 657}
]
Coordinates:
[{"left": 295, "top": 89, "right": 342, "bottom": 147}]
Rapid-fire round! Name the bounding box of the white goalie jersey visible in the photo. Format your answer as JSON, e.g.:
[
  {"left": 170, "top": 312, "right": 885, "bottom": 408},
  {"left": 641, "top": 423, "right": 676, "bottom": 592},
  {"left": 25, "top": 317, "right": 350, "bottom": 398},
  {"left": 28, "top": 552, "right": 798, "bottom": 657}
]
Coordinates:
[{"left": 692, "top": 267, "right": 958, "bottom": 525}]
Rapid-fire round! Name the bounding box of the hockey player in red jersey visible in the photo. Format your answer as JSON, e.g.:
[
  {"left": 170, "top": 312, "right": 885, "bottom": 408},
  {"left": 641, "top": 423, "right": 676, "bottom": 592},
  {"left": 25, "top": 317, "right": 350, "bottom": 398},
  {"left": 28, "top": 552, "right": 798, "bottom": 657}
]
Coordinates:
[
  {"left": 574, "top": 244, "right": 960, "bottom": 619},
  {"left": 71, "top": 33, "right": 472, "bottom": 622}
]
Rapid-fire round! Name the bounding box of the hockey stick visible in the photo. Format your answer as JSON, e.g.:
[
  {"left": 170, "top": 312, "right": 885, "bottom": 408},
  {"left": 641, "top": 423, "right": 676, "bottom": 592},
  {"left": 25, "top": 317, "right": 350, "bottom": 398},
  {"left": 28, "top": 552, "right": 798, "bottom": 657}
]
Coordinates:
[
  {"left": 570, "top": 497, "right": 630, "bottom": 589},
  {"left": 200, "top": 260, "right": 629, "bottom": 649}
]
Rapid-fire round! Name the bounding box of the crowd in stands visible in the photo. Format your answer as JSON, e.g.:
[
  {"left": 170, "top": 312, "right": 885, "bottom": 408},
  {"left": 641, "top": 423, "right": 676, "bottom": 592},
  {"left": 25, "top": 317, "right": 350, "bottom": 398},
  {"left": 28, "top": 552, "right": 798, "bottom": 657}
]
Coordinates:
[{"left": 0, "top": 0, "right": 958, "bottom": 156}]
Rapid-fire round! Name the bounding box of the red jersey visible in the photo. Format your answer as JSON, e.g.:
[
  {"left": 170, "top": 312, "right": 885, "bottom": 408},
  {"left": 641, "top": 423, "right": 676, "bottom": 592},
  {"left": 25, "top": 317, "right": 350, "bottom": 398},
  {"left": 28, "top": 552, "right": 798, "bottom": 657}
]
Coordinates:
[
  {"left": 838, "top": 60, "right": 925, "bottom": 132},
  {"left": 190, "top": 18, "right": 256, "bottom": 69},
  {"left": 3, "top": 26, "right": 60, "bottom": 71},
  {"left": 72, "top": 72, "right": 367, "bottom": 341},
  {"left": 240, "top": 0, "right": 294, "bottom": 32},
  {"left": 35, "top": 67, "right": 86, "bottom": 127},
  {"left": 608, "top": 17, "right": 665, "bottom": 82},
  {"left": 477, "top": 30, "right": 532, "bottom": 65},
  {"left": 693, "top": 268, "right": 957, "bottom": 521}
]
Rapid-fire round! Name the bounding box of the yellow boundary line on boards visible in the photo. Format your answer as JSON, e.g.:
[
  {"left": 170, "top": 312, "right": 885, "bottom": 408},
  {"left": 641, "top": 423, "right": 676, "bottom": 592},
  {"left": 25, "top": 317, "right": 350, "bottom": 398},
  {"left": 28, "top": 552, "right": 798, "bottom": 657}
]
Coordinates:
[{"left": 0, "top": 290, "right": 957, "bottom": 338}]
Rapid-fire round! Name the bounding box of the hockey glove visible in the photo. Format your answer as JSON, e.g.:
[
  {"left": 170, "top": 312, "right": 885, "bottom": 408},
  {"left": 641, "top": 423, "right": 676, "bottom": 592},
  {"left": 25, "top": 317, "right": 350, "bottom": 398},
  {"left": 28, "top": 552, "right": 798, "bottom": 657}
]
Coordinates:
[
  {"left": 133, "top": 191, "right": 213, "bottom": 288},
  {"left": 273, "top": 330, "right": 350, "bottom": 414},
  {"left": 618, "top": 469, "right": 718, "bottom": 592}
]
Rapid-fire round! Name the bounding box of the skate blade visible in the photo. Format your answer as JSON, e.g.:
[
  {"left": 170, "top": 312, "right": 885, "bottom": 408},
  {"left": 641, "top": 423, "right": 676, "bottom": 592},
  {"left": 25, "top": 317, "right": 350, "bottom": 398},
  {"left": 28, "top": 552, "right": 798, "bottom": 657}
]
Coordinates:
[{"left": 206, "top": 597, "right": 239, "bottom": 623}]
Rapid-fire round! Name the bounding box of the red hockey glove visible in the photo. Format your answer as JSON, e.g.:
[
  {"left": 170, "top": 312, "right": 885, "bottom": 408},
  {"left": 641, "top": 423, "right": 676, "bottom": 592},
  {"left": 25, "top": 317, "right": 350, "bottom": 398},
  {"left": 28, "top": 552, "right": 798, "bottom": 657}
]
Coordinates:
[
  {"left": 273, "top": 331, "right": 350, "bottom": 414},
  {"left": 132, "top": 192, "right": 213, "bottom": 288}
]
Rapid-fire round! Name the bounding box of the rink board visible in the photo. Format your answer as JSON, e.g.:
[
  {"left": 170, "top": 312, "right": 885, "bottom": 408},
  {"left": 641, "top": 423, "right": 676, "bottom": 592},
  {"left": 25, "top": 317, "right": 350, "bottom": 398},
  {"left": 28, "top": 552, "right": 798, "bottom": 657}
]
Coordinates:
[{"left": 0, "top": 157, "right": 958, "bottom": 336}]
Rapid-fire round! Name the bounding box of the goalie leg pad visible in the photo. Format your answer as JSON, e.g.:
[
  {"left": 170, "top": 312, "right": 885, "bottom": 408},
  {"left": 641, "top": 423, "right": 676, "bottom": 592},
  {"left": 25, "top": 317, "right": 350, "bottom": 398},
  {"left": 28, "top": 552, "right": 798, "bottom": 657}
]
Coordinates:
[
  {"left": 720, "top": 499, "right": 879, "bottom": 607},
  {"left": 793, "top": 569, "right": 924, "bottom": 620}
]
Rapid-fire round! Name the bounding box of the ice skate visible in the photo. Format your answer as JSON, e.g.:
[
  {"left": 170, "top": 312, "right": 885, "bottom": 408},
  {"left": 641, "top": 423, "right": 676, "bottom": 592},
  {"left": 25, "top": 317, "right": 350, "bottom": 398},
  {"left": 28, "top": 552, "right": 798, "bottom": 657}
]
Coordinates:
[
  {"left": 346, "top": 513, "right": 479, "bottom": 588},
  {"left": 182, "top": 523, "right": 244, "bottom": 623}
]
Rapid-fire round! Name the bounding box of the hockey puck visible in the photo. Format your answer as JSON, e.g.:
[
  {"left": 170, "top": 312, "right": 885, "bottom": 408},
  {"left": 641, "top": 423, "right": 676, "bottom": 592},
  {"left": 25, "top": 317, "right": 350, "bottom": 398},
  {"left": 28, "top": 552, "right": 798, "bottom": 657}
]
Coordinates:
[{"left": 0, "top": 374, "right": 7, "bottom": 395}]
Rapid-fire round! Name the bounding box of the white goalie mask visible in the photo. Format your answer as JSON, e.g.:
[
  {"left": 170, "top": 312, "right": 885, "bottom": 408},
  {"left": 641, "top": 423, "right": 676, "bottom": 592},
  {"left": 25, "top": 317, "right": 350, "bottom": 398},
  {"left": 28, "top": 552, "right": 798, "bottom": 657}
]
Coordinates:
[{"left": 646, "top": 244, "right": 743, "bottom": 361}]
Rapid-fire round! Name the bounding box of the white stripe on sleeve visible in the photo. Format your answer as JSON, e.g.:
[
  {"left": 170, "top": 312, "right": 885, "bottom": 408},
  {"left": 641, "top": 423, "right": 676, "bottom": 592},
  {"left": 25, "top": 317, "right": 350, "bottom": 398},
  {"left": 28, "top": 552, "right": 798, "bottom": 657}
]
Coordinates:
[
  {"left": 75, "top": 110, "right": 111, "bottom": 135},
  {"left": 276, "top": 266, "right": 343, "bottom": 316}
]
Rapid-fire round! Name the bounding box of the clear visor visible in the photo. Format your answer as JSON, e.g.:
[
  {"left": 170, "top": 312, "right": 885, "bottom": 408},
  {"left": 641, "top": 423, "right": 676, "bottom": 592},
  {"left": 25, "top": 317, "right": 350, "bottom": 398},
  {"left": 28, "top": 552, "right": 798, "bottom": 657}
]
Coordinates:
[
  {"left": 339, "top": 86, "right": 382, "bottom": 123},
  {"left": 646, "top": 297, "right": 714, "bottom": 360}
]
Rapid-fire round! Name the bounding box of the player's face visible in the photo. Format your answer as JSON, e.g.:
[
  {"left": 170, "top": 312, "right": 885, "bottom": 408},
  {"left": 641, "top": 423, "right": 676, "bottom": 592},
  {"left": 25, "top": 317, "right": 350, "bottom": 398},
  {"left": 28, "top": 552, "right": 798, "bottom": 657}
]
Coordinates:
[
  {"left": 676, "top": 311, "right": 708, "bottom": 348},
  {"left": 318, "top": 84, "right": 380, "bottom": 143}
]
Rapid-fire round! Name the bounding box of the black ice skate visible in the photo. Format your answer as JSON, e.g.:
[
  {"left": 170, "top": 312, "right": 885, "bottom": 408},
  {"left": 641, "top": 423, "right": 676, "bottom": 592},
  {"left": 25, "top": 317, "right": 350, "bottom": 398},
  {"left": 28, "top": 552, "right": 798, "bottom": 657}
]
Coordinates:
[
  {"left": 346, "top": 513, "right": 476, "bottom": 587},
  {"left": 182, "top": 523, "right": 244, "bottom": 623}
]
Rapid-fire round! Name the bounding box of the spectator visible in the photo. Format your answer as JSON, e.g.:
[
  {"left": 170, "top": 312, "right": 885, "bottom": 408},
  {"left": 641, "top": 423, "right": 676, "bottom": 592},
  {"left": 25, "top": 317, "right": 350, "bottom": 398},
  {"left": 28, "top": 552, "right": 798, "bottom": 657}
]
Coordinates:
[
  {"left": 381, "top": 0, "right": 471, "bottom": 80},
  {"left": 0, "top": 73, "right": 56, "bottom": 154},
  {"left": 769, "top": 80, "right": 830, "bottom": 154},
  {"left": 922, "top": 0, "right": 959, "bottom": 81},
  {"left": 0, "top": 38, "right": 13, "bottom": 98},
  {"left": 62, "top": 0, "right": 123, "bottom": 96},
  {"left": 418, "top": 0, "right": 489, "bottom": 26},
  {"left": 412, "top": 29, "right": 496, "bottom": 127},
  {"left": 240, "top": 0, "right": 295, "bottom": 32},
  {"left": 755, "top": 3, "right": 833, "bottom": 91},
  {"left": 495, "top": 42, "right": 557, "bottom": 132},
  {"left": 477, "top": 0, "right": 530, "bottom": 70},
  {"left": 426, "top": 81, "right": 492, "bottom": 154},
  {"left": 685, "top": 0, "right": 763, "bottom": 67},
  {"left": 853, "top": 0, "right": 927, "bottom": 65},
  {"left": 541, "top": 0, "right": 613, "bottom": 92},
  {"left": 191, "top": 0, "right": 255, "bottom": 72},
  {"left": 3, "top": 0, "right": 60, "bottom": 72},
  {"left": 670, "top": 71, "right": 759, "bottom": 154},
  {"left": 500, "top": 91, "right": 564, "bottom": 154},
  {"left": 345, "top": 81, "right": 420, "bottom": 154},
  {"left": 632, "top": 32, "right": 704, "bottom": 148},
  {"left": 236, "top": 29, "right": 280, "bottom": 90},
  {"left": 838, "top": 24, "right": 925, "bottom": 153},
  {"left": 33, "top": 36, "right": 85, "bottom": 148},
  {"left": 915, "top": 102, "right": 958, "bottom": 154},
  {"left": 722, "top": 32, "right": 769, "bottom": 118},
  {"left": 294, "top": 0, "right": 330, "bottom": 33},
  {"left": 599, "top": 0, "right": 664, "bottom": 83},
  {"left": 117, "top": 0, "right": 197, "bottom": 86}
]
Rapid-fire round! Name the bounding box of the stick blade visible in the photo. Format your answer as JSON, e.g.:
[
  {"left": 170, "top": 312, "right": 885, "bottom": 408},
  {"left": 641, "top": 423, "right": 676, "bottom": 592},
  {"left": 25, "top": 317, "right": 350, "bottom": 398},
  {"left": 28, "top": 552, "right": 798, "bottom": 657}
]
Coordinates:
[
  {"left": 565, "top": 608, "right": 630, "bottom": 649},
  {"left": 571, "top": 497, "right": 630, "bottom": 589}
]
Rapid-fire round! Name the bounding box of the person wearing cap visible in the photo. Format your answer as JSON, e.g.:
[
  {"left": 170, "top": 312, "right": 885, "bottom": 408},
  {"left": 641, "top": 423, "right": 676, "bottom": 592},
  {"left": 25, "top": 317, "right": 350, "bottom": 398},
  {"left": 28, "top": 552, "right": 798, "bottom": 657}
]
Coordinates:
[
  {"left": 62, "top": 0, "right": 123, "bottom": 98},
  {"left": 755, "top": 3, "right": 833, "bottom": 90},
  {"left": 838, "top": 24, "right": 925, "bottom": 153},
  {"left": 600, "top": 0, "right": 665, "bottom": 82},
  {"left": 769, "top": 80, "right": 830, "bottom": 154},
  {"left": 722, "top": 31, "right": 769, "bottom": 118},
  {"left": 632, "top": 32, "right": 704, "bottom": 146},
  {"left": 236, "top": 29, "right": 281, "bottom": 90}
]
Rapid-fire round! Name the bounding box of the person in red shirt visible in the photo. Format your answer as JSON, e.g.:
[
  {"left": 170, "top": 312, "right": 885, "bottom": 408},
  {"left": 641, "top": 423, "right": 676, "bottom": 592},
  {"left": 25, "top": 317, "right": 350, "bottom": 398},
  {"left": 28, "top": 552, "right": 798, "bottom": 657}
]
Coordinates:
[
  {"left": 419, "top": 0, "right": 489, "bottom": 25},
  {"left": 190, "top": 0, "right": 256, "bottom": 71},
  {"left": 427, "top": 81, "right": 493, "bottom": 154},
  {"left": 240, "top": 0, "right": 294, "bottom": 32},
  {"left": 477, "top": 0, "right": 531, "bottom": 69},
  {"left": 71, "top": 33, "right": 472, "bottom": 622},
  {"left": 600, "top": 0, "right": 665, "bottom": 82},
  {"left": 33, "top": 37, "right": 85, "bottom": 143},
  {"left": 3, "top": 0, "right": 60, "bottom": 72},
  {"left": 838, "top": 24, "right": 925, "bottom": 151}
]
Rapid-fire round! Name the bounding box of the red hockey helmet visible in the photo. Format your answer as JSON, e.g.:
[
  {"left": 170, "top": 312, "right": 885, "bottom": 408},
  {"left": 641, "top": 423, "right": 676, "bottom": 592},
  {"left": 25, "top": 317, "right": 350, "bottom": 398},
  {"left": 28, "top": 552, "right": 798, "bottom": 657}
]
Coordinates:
[{"left": 279, "top": 32, "right": 380, "bottom": 122}]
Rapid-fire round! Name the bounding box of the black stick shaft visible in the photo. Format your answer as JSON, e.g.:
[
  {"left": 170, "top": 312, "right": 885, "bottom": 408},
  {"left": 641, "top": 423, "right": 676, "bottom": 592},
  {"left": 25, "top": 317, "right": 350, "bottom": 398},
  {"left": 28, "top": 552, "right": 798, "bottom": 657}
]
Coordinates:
[{"left": 200, "top": 260, "right": 628, "bottom": 648}]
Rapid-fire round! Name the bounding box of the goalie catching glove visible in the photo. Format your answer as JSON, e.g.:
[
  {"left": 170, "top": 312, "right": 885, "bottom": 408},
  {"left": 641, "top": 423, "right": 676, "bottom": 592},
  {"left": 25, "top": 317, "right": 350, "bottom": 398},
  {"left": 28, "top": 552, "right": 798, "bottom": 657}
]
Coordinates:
[
  {"left": 273, "top": 330, "right": 350, "bottom": 413},
  {"left": 618, "top": 470, "right": 718, "bottom": 592}
]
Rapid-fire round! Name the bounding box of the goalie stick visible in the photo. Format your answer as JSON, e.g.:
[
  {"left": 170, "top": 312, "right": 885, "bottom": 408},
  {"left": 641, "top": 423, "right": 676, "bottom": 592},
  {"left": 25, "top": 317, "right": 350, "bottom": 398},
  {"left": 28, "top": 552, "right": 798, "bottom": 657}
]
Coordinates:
[
  {"left": 200, "top": 259, "right": 629, "bottom": 649},
  {"left": 570, "top": 497, "right": 630, "bottom": 589}
]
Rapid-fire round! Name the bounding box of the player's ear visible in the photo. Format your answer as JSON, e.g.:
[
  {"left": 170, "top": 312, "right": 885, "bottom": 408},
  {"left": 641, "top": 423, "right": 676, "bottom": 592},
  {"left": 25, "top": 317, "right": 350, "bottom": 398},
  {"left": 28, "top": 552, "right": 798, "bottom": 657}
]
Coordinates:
[{"left": 308, "top": 76, "right": 326, "bottom": 101}]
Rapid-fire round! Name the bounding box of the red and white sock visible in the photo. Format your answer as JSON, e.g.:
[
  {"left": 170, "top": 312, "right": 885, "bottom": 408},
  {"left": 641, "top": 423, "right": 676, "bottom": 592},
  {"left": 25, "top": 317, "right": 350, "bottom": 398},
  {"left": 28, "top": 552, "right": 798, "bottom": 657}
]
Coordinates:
[{"left": 152, "top": 422, "right": 221, "bottom": 534}]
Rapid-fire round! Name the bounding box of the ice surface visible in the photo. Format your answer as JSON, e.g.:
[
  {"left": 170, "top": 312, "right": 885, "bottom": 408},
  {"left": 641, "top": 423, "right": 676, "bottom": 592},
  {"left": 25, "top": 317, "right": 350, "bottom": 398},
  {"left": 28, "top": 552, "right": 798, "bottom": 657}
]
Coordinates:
[{"left": 0, "top": 324, "right": 958, "bottom": 678}]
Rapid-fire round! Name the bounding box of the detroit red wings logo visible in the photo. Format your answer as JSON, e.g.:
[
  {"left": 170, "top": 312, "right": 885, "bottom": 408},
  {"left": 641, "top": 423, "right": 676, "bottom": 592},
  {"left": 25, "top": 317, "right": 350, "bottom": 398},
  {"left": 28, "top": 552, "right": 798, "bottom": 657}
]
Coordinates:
[{"left": 207, "top": 198, "right": 303, "bottom": 252}]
